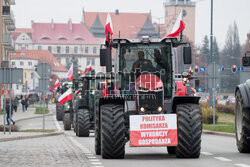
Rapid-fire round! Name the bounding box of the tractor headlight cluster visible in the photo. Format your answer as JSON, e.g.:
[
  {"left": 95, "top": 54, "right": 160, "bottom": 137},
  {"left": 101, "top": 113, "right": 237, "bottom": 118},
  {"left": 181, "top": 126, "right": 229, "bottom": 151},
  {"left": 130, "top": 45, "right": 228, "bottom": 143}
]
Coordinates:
[
  {"left": 157, "top": 107, "right": 163, "bottom": 112},
  {"left": 140, "top": 107, "right": 145, "bottom": 112}
]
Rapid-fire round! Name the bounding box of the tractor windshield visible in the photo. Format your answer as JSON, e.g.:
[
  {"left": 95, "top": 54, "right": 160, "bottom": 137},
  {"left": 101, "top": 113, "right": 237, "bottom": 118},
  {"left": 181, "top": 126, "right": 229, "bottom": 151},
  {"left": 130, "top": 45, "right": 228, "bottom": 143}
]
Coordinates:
[{"left": 119, "top": 43, "right": 172, "bottom": 98}]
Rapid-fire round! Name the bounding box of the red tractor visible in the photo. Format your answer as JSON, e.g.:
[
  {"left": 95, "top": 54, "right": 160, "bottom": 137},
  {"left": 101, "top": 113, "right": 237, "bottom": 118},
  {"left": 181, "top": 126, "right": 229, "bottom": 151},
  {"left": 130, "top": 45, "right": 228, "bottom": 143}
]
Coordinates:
[{"left": 94, "top": 37, "right": 202, "bottom": 159}]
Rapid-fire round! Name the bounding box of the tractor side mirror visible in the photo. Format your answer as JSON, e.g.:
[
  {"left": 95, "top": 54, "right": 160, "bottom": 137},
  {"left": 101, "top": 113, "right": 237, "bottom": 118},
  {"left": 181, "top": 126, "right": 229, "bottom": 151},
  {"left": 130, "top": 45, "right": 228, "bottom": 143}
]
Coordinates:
[
  {"left": 183, "top": 46, "right": 192, "bottom": 64},
  {"left": 100, "top": 49, "right": 107, "bottom": 66}
]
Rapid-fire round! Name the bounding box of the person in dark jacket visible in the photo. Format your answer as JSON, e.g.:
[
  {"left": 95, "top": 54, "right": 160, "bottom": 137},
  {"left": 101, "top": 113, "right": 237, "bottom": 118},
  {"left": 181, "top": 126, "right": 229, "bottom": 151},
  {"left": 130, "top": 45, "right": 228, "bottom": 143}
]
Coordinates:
[
  {"left": 6, "top": 99, "right": 15, "bottom": 125},
  {"left": 13, "top": 97, "right": 19, "bottom": 112},
  {"left": 25, "top": 97, "right": 29, "bottom": 111},
  {"left": 21, "top": 98, "right": 26, "bottom": 112}
]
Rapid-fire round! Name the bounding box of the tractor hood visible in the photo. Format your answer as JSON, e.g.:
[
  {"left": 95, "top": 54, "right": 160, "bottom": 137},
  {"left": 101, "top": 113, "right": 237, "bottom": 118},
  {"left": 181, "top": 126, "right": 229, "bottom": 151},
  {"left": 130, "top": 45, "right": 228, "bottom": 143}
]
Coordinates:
[{"left": 136, "top": 74, "right": 163, "bottom": 91}]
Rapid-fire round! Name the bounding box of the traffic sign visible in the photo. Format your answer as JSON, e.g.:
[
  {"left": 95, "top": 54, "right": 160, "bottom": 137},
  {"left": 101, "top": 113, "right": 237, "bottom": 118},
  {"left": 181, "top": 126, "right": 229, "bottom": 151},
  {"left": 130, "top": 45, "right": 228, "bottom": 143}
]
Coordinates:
[
  {"left": 200, "top": 67, "right": 206, "bottom": 72},
  {"left": 198, "top": 88, "right": 202, "bottom": 92},
  {"left": 0, "top": 68, "right": 23, "bottom": 84},
  {"left": 37, "top": 63, "right": 51, "bottom": 78},
  {"left": 221, "top": 66, "right": 225, "bottom": 72},
  {"left": 238, "top": 67, "right": 244, "bottom": 71}
]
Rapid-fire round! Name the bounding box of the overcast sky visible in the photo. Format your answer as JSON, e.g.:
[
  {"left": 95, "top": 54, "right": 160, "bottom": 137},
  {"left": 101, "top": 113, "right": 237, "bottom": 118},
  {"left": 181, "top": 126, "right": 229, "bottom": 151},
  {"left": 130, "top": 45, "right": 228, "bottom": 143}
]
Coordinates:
[{"left": 12, "top": 0, "right": 250, "bottom": 49}]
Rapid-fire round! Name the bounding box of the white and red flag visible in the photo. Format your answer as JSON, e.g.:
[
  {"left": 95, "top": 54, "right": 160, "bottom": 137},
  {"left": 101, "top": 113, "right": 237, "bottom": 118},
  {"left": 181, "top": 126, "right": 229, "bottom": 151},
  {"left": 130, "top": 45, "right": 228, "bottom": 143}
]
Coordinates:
[
  {"left": 81, "top": 64, "right": 92, "bottom": 76},
  {"left": 166, "top": 9, "right": 185, "bottom": 38},
  {"left": 105, "top": 13, "right": 113, "bottom": 44},
  {"left": 76, "top": 89, "right": 82, "bottom": 95},
  {"left": 58, "top": 88, "right": 73, "bottom": 105},
  {"left": 67, "top": 64, "right": 73, "bottom": 81},
  {"left": 54, "top": 79, "right": 60, "bottom": 90}
]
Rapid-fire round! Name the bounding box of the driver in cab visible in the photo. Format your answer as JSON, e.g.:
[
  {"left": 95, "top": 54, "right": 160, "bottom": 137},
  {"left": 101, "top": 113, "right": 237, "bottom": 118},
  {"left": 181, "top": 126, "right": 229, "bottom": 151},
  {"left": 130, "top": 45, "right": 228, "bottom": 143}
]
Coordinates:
[{"left": 131, "top": 51, "right": 153, "bottom": 73}]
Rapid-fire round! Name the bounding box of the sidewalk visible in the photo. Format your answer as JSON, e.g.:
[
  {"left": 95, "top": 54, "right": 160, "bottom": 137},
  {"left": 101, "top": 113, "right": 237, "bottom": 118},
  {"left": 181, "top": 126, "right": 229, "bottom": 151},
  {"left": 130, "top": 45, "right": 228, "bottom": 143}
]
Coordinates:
[
  {"left": 0, "top": 103, "right": 62, "bottom": 142},
  {"left": 0, "top": 103, "right": 55, "bottom": 125}
]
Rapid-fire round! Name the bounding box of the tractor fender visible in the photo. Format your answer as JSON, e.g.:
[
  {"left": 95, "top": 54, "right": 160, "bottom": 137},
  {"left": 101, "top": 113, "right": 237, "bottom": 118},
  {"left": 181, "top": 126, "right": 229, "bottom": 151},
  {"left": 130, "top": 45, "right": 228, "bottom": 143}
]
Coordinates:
[
  {"left": 99, "top": 97, "right": 124, "bottom": 108},
  {"left": 76, "top": 98, "right": 89, "bottom": 110},
  {"left": 235, "top": 81, "right": 250, "bottom": 108},
  {"left": 172, "top": 96, "right": 200, "bottom": 113}
]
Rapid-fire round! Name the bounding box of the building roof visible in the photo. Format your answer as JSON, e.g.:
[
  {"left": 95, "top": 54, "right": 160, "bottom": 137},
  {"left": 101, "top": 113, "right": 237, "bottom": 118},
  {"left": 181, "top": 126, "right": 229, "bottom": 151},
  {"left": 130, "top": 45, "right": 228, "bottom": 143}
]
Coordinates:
[
  {"left": 83, "top": 11, "right": 152, "bottom": 39},
  {"left": 137, "top": 16, "right": 159, "bottom": 38},
  {"left": 11, "top": 50, "right": 68, "bottom": 72},
  {"left": 11, "top": 28, "right": 32, "bottom": 40},
  {"left": 90, "top": 14, "right": 105, "bottom": 38},
  {"left": 32, "top": 19, "right": 98, "bottom": 45}
]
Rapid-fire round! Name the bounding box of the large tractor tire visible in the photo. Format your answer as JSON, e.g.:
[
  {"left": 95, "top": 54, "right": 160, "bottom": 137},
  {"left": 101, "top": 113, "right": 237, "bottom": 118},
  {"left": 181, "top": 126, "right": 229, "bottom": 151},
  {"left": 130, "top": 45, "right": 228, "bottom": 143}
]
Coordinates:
[
  {"left": 77, "top": 109, "right": 90, "bottom": 137},
  {"left": 235, "top": 90, "right": 250, "bottom": 153},
  {"left": 64, "top": 113, "right": 71, "bottom": 130},
  {"left": 175, "top": 104, "right": 202, "bottom": 158},
  {"left": 101, "top": 104, "right": 125, "bottom": 159},
  {"left": 56, "top": 105, "right": 63, "bottom": 121},
  {"left": 94, "top": 92, "right": 101, "bottom": 155}
]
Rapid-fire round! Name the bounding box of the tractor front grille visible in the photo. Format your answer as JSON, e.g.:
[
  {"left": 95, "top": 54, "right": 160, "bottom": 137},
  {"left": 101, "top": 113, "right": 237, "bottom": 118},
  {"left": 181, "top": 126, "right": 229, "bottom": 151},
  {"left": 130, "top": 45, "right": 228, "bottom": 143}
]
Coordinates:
[{"left": 137, "top": 90, "right": 163, "bottom": 113}]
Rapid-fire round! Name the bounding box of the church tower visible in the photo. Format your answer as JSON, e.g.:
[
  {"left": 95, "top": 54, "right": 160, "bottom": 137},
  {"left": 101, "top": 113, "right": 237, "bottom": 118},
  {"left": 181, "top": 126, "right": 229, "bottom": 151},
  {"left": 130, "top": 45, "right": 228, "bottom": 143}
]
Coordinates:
[{"left": 164, "top": 0, "right": 196, "bottom": 43}]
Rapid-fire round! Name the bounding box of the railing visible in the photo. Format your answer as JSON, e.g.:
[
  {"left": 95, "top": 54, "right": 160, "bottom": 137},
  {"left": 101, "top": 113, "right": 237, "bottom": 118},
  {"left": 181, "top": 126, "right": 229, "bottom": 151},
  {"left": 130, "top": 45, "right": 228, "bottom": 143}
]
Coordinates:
[
  {"left": 2, "top": 6, "right": 15, "bottom": 28},
  {"left": 2, "top": 32, "right": 15, "bottom": 51}
]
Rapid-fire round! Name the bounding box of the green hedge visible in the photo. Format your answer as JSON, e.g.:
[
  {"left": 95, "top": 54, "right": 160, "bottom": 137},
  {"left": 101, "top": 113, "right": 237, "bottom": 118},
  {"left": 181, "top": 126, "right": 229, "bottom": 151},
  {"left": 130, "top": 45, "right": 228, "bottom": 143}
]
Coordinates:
[{"left": 201, "top": 106, "right": 218, "bottom": 124}]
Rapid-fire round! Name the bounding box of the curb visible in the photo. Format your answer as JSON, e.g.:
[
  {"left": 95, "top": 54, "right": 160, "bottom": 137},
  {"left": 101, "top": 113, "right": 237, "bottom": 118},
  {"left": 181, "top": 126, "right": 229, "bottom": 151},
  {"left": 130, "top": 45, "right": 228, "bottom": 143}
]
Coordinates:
[
  {"left": 15, "top": 113, "right": 54, "bottom": 123},
  {"left": 203, "top": 130, "right": 235, "bottom": 137},
  {"left": 0, "top": 131, "right": 64, "bottom": 142}
]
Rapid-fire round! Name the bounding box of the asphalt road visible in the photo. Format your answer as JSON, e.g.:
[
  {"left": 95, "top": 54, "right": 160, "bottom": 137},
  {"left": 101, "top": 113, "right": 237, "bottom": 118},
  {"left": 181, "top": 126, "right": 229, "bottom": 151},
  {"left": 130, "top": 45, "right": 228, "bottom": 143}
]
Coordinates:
[{"left": 55, "top": 120, "right": 250, "bottom": 167}]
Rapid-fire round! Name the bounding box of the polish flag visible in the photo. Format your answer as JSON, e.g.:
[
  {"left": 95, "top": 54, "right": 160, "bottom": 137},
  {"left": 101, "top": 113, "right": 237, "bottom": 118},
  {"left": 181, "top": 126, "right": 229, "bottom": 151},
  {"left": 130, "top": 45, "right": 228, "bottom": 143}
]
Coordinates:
[
  {"left": 166, "top": 10, "right": 185, "bottom": 38},
  {"left": 105, "top": 13, "right": 113, "bottom": 44},
  {"left": 54, "top": 79, "right": 60, "bottom": 90},
  {"left": 67, "top": 64, "right": 73, "bottom": 81},
  {"left": 76, "top": 89, "right": 82, "bottom": 95},
  {"left": 58, "top": 88, "right": 73, "bottom": 105},
  {"left": 81, "top": 64, "right": 92, "bottom": 76}
]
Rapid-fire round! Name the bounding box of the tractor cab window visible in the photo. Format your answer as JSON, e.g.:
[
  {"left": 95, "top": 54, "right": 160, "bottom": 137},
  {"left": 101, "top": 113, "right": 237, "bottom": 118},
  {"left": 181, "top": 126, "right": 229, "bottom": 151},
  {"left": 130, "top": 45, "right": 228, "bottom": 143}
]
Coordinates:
[{"left": 120, "top": 43, "right": 172, "bottom": 98}]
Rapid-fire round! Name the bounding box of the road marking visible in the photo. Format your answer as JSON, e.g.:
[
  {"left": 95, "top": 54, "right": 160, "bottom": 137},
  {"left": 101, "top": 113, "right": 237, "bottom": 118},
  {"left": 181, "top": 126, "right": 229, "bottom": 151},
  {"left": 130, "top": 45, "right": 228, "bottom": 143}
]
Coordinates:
[
  {"left": 86, "top": 153, "right": 94, "bottom": 156},
  {"left": 201, "top": 152, "right": 213, "bottom": 156},
  {"left": 89, "top": 159, "right": 100, "bottom": 162},
  {"left": 67, "top": 136, "right": 104, "bottom": 166},
  {"left": 235, "top": 164, "right": 250, "bottom": 167},
  {"left": 87, "top": 156, "right": 97, "bottom": 159},
  {"left": 91, "top": 162, "right": 102, "bottom": 165},
  {"left": 214, "top": 157, "right": 232, "bottom": 162},
  {"left": 53, "top": 115, "right": 62, "bottom": 132}
]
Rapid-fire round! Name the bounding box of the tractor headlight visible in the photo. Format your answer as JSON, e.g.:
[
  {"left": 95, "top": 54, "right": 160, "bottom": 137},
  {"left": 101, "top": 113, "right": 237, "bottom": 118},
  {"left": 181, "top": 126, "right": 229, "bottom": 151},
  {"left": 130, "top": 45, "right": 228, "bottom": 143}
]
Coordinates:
[
  {"left": 78, "top": 95, "right": 82, "bottom": 99},
  {"left": 140, "top": 107, "right": 145, "bottom": 112},
  {"left": 157, "top": 107, "right": 163, "bottom": 112}
]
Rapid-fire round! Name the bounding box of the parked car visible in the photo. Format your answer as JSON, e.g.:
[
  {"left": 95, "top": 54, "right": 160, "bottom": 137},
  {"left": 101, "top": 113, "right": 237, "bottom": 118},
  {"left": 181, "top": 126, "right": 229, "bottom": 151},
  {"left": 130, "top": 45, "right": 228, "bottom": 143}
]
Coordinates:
[
  {"left": 27, "top": 93, "right": 39, "bottom": 104},
  {"left": 226, "top": 96, "right": 236, "bottom": 105}
]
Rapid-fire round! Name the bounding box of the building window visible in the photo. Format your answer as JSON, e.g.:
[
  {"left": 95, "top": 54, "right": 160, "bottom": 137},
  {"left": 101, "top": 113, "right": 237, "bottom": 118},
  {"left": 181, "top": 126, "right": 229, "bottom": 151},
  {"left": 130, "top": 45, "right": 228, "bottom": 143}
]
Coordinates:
[
  {"left": 57, "top": 46, "right": 61, "bottom": 53},
  {"left": 74, "top": 46, "right": 78, "bottom": 54},
  {"left": 12, "top": 61, "right": 15, "bottom": 65},
  {"left": 24, "top": 72, "right": 26, "bottom": 79},
  {"left": 85, "top": 47, "right": 89, "bottom": 53},
  {"left": 38, "top": 46, "right": 42, "bottom": 50},
  {"left": 28, "top": 62, "right": 32, "bottom": 66},
  {"left": 48, "top": 46, "right": 52, "bottom": 52},
  {"left": 31, "top": 72, "right": 34, "bottom": 79},
  {"left": 87, "top": 58, "right": 95, "bottom": 65},
  {"left": 57, "top": 58, "right": 61, "bottom": 63},
  {"left": 93, "top": 47, "right": 97, "bottom": 54},
  {"left": 16, "top": 85, "right": 19, "bottom": 90},
  {"left": 66, "top": 46, "right": 70, "bottom": 54},
  {"left": 20, "top": 61, "right": 24, "bottom": 66},
  {"left": 66, "top": 58, "right": 70, "bottom": 64}
]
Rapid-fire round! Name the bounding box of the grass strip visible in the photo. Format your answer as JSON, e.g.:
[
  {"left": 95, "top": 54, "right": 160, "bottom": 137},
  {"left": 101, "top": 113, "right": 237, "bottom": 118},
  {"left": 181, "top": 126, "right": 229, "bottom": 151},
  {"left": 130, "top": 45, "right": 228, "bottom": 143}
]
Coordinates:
[
  {"left": 35, "top": 107, "right": 49, "bottom": 114},
  {"left": 18, "top": 129, "right": 56, "bottom": 133}
]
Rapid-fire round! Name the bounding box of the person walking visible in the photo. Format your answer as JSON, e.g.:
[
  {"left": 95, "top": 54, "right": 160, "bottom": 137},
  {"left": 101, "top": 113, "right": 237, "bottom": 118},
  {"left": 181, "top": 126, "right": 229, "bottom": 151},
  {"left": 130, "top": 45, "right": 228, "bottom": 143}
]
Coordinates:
[
  {"left": 13, "top": 97, "right": 19, "bottom": 112},
  {"left": 6, "top": 99, "right": 15, "bottom": 125},
  {"left": 21, "top": 98, "right": 26, "bottom": 112},
  {"left": 25, "top": 97, "right": 29, "bottom": 111}
]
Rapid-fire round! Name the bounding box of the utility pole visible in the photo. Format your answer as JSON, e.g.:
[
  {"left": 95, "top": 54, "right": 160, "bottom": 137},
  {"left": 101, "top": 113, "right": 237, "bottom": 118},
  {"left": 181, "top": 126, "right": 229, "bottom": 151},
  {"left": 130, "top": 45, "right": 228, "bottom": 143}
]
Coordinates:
[{"left": 210, "top": 0, "right": 216, "bottom": 127}]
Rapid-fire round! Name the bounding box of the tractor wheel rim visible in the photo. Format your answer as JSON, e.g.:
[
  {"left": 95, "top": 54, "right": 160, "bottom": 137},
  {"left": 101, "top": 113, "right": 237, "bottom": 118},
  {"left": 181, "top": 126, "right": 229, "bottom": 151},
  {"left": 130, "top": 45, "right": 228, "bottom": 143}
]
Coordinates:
[{"left": 236, "top": 100, "right": 243, "bottom": 141}]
